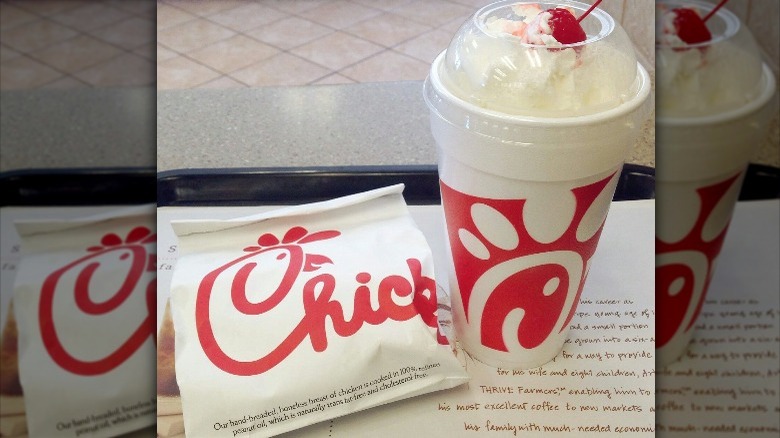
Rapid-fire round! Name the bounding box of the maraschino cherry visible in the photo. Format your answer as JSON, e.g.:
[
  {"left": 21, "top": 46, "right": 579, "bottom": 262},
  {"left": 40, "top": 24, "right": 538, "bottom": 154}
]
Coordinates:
[
  {"left": 548, "top": 8, "right": 586, "bottom": 43},
  {"left": 547, "top": 0, "right": 602, "bottom": 44}
]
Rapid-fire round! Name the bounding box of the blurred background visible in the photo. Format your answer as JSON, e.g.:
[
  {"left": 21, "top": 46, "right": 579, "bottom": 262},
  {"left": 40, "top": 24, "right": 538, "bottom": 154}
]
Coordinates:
[
  {"left": 0, "top": 0, "right": 156, "bottom": 171},
  {"left": 0, "top": 0, "right": 154, "bottom": 90},
  {"left": 697, "top": 0, "right": 779, "bottom": 166},
  {"left": 1, "top": 2, "right": 156, "bottom": 437}
]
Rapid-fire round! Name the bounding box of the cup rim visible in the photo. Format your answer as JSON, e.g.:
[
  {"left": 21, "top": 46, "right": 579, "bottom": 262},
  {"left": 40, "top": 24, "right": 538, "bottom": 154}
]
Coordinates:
[{"left": 424, "top": 50, "right": 652, "bottom": 128}]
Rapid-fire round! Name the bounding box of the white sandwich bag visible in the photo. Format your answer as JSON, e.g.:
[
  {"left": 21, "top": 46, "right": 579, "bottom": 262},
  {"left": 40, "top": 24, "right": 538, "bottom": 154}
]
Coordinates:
[
  {"left": 169, "top": 185, "right": 469, "bottom": 437},
  {"left": 12, "top": 205, "right": 157, "bottom": 437}
]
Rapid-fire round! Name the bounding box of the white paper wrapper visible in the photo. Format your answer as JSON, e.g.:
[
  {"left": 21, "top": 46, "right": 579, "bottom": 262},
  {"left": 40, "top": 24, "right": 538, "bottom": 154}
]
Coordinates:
[
  {"left": 169, "top": 185, "right": 469, "bottom": 437},
  {"left": 12, "top": 205, "right": 157, "bottom": 438}
]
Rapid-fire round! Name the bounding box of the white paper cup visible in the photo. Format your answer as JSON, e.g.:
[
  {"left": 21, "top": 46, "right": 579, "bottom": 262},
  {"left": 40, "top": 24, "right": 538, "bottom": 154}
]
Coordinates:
[
  {"left": 424, "top": 50, "right": 651, "bottom": 369},
  {"left": 655, "top": 63, "right": 777, "bottom": 367}
]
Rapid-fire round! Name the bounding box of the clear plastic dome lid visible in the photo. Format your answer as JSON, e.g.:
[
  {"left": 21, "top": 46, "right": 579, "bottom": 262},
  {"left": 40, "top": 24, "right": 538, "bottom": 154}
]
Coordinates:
[
  {"left": 656, "top": 0, "right": 767, "bottom": 118},
  {"left": 438, "top": 1, "right": 641, "bottom": 117}
]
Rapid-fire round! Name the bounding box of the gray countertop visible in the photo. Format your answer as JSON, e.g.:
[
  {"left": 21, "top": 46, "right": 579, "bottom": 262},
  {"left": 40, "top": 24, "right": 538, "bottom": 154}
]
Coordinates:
[
  {"left": 2, "top": 82, "right": 777, "bottom": 174},
  {"left": 157, "top": 82, "right": 442, "bottom": 171},
  {"left": 156, "top": 82, "right": 657, "bottom": 172}
]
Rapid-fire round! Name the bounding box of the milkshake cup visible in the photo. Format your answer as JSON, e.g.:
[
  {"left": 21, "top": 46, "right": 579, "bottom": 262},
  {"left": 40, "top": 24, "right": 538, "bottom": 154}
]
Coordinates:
[
  {"left": 424, "top": 1, "right": 652, "bottom": 369},
  {"left": 655, "top": 0, "right": 777, "bottom": 367}
]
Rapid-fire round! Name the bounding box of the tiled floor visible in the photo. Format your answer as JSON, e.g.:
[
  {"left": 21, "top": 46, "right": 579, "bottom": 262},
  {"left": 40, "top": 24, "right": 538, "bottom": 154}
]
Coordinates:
[
  {"left": 1, "top": 0, "right": 653, "bottom": 90},
  {"left": 156, "top": 0, "right": 491, "bottom": 89},
  {"left": 0, "top": 0, "right": 155, "bottom": 89}
]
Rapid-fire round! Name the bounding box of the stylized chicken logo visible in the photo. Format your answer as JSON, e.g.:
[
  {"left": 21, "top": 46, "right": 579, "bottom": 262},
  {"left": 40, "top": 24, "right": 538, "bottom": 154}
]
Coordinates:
[{"left": 440, "top": 172, "right": 616, "bottom": 353}]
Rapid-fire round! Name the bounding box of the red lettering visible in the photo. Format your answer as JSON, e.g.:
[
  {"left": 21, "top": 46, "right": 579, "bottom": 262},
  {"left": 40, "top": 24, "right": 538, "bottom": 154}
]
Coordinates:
[{"left": 197, "top": 244, "right": 442, "bottom": 376}]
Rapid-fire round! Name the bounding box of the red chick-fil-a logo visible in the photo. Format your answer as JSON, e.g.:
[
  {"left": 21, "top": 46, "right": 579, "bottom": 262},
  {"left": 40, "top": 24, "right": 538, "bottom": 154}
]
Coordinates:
[
  {"left": 196, "top": 226, "right": 444, "bottom": 376},
  {"left": 656, "top": 173, "right": 741, "bottom": 348},
  {"left": 40, "top": 226, "right": 156, "bottom": 376},
  {"left": 440, "top": 173, "right": 616, "bottom": 353}
]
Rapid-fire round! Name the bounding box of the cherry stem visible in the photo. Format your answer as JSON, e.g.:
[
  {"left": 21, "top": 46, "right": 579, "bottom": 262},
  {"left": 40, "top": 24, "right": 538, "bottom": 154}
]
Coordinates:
[
  {"left": 577, "top": 0, "right": 602, "bottom": 23},
  {"left": 702, "top": 0, "right": 729, "bottom": 22}
]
